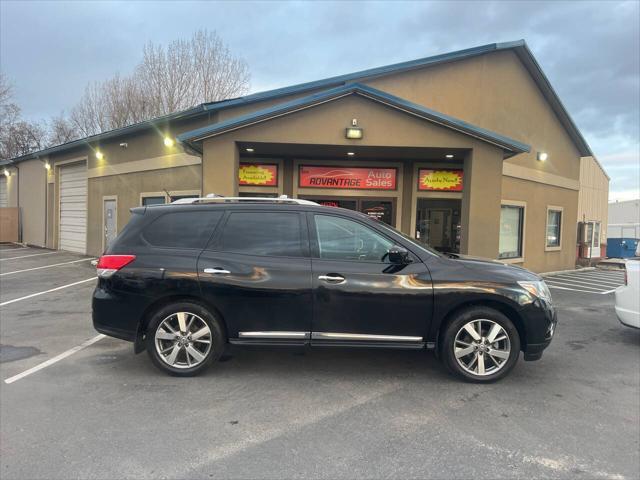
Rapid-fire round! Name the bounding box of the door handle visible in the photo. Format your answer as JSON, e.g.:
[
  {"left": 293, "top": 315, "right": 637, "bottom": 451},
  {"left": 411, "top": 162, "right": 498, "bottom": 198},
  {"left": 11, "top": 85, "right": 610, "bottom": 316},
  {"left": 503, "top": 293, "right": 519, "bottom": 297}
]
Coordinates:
[
  {"left": 318, "top": 274, "right": 346, "bottom": 284},
  {"left": 203, "top": 267, "right": 231, "bottom": 275}
]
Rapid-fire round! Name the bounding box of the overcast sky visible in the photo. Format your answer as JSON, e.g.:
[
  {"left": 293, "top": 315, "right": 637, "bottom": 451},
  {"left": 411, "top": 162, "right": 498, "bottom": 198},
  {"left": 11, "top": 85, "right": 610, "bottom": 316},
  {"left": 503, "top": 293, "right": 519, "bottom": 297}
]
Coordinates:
[{"left": 1, "top": 0, "right": 638, "bottom": 200}]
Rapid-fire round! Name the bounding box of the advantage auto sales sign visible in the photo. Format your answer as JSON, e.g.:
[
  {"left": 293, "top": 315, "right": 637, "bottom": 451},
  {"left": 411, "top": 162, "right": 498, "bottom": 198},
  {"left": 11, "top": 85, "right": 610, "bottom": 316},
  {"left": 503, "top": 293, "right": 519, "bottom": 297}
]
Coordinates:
[{"left": 299, "top": 166, "right": 397, "bottom": 190}]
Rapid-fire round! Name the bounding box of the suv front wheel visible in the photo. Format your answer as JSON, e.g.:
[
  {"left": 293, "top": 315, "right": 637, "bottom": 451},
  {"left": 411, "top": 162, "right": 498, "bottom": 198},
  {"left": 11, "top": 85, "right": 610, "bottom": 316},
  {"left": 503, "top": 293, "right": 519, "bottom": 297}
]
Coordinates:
[
  {"left": 145, "top": 301, "right": 225, "bottom": 376},
  {"left": 441, "top": 307, "right": 520, "bottom": 382}
]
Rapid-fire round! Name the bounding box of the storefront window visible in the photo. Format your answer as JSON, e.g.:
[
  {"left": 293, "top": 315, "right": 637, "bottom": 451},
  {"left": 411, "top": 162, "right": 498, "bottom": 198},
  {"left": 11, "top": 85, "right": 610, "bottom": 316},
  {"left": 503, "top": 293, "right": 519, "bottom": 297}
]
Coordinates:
[
  {"left": 499, "top": 205, "right": 524, "bottom": 259},
  {"left": 415, "top": 199, "right": 461, "bottom": 253},
  {"left": 546, "top": 209, "right": 562, "bottom": 248}
]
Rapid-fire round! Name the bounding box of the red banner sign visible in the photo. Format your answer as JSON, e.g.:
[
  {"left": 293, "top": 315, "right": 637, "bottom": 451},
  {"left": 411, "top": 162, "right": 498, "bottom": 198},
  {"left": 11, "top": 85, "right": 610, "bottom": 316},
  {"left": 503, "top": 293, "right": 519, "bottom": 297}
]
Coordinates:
[
  {"left": 238, "top": 163, "right": 278, "bottom": 186},
  {"left": 418, "top": 169, "right": 463, "bottom": 191},
  {"left": 299, "top": 166, "right": 397, "bottom": 190}
]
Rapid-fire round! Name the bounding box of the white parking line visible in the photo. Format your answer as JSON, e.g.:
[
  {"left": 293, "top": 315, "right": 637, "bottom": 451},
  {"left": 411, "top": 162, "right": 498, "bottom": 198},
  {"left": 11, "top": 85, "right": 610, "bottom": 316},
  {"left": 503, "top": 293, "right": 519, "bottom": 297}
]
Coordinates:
[
  {"left": 4, "top": 334, "right": 106, "bottom": 384},
  {"left": 0, "top": 258, "right": 95, "bottom": 277},
  {"left": 545, "top": 281, "right": 605, "bottom": 292},
  {"left": 546, "top": 276, "right": 622, "bottom": 288},
  {"left": 558, "top": 272, "right": 624, "bottom": 281},
  {"left": 548, "top": 285, "right": 611, "bottom": 294},
  {"left": 0, "top": 252, "right": 59, "bottom": 261},
  {"left": 0, "top": 277, "right": 97, "bottom": 306}
]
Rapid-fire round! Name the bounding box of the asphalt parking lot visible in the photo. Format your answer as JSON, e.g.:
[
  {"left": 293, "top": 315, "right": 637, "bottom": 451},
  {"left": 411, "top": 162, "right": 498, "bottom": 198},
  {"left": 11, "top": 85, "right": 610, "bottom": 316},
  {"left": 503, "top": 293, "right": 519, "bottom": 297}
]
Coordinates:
[{"left": 1, "top": 244, "right": 639, "bottom": 480}]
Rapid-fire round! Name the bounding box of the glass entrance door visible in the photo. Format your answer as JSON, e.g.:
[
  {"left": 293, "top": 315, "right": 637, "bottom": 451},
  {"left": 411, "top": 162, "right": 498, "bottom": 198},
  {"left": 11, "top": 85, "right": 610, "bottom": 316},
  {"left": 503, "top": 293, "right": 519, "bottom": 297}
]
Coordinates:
[
  {"left": 306, "top": 198, "right": 394, "bottom": 226},
  {"left": 416, "top": 198, "right": 461, "bottom": 253}
]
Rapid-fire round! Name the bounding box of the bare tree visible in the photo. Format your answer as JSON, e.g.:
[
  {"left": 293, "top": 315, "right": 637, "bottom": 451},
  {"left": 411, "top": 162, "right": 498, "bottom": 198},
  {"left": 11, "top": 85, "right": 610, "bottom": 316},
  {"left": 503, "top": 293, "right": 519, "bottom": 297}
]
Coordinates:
[
  {"left": 69, "top": 29, "right": 250, "bottom": 136},
  {"left": 48, "top": 113, "right": 80, "bottom": 145},
  {"left": 0, "top": 120, "right": 48, "bottom": 160},
  {"left": 0, "top": 73, "right": 20, "bottom": 134},
  {"left": 0, "top": 73, "right": 49, "bottom": 161}
]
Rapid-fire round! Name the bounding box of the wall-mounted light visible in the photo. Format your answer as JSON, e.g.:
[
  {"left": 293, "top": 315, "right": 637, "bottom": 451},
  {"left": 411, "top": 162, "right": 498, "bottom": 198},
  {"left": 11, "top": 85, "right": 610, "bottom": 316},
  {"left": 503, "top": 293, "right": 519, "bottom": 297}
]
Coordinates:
[
  {"left": 445, "top": 154, "right": 454, "bottom": 159},
  {"left": 95, "top": 151, "right": 104, "bottom": 160},
  {"left": 3, "top": 168, "right": 10, "bottom": 177},
  {"left": 119, "top": 142, "right": 128, "bottom": 149},
  {"left": 163, "top": 137, "right": 175, "bottom": 147},
  {"left": 346, "top": 127, "right": 363, "bottom": 139},
  {"left": 347, "top": 152, "right": 355, "bottom": 156},
  {"left": 44, "top": 162, "right": 51, "bottom": 171},
  {"left": 245, "top": 148, "right": 255, "bottom": 153},
  {"left": 537, "top": 152, "right": 548, "bottom": 162}
]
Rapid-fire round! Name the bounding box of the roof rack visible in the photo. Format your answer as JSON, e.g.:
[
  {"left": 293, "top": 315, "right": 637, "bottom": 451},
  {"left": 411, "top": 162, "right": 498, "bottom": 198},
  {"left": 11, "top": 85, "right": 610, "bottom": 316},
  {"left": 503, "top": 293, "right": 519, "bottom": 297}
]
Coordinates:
[{"left": 170, "top": 194, "right": 318, "bottom": 206}]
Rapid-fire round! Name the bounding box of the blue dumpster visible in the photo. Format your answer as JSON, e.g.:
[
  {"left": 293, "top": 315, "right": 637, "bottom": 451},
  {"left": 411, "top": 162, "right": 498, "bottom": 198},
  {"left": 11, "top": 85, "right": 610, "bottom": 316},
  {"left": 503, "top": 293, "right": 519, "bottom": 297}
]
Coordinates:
[{"left": 606, "top": 238, "right": 639, "bottom": 258}]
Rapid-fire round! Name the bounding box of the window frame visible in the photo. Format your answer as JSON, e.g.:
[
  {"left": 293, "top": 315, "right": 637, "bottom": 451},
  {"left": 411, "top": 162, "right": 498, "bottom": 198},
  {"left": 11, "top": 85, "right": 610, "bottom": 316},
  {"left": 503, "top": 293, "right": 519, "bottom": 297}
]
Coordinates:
[
  {"left": 308, "top": 212, "right": 404, "bottom": 264},
  {"left": 208, "top": 210, "right": 309, "bottom": 258},
  {"left": 498, "top": 200, "right": 526, "bottom": 263},
  {"left": 545, "top": 205, "right": 563, "bottom": 251}
]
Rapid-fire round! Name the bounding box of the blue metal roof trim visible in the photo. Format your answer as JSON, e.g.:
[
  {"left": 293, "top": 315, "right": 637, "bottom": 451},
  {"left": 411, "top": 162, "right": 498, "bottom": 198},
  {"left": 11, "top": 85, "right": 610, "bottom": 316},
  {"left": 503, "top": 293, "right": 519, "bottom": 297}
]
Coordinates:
[
  {"left": 3, "top": 104, "right": 208, "bottom": 164},
  {"left": 7, "top": 39, "right": 591, "bottom": 164},
  {"left": 178, "top": 83, "right": 530, "bottom": 156}
]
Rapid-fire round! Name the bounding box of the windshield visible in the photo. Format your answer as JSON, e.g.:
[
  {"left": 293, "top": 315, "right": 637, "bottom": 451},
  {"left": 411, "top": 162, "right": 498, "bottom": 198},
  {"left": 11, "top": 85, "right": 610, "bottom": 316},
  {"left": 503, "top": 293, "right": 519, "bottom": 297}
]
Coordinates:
[{"left": 374, "top": 220, "right": 443, "bottom": 258}]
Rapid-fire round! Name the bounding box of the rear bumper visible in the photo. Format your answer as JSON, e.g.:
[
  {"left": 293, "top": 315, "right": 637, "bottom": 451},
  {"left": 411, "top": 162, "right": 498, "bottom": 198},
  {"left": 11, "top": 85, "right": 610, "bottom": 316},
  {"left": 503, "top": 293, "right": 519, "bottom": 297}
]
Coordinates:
[{"left": 92, "top": 285, "right": 145, "bottom": 342}]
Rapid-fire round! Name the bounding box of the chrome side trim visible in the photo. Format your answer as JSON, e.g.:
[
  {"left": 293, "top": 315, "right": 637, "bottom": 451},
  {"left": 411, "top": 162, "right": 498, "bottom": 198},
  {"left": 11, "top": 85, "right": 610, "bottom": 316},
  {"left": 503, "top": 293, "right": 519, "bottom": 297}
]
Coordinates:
[
  {"left": 238, "top": 331, "right": 310, "bottom": 339},
  {"left": 311, "top": 332, "right": 423, "bottom": 342}
]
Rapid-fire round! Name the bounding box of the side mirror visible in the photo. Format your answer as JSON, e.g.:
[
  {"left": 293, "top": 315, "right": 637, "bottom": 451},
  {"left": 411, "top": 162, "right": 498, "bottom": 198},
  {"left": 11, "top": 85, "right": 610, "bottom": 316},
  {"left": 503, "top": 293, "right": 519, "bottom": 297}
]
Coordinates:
[{"left": 387, "top": 245, "right": 410, "bottom": 264}]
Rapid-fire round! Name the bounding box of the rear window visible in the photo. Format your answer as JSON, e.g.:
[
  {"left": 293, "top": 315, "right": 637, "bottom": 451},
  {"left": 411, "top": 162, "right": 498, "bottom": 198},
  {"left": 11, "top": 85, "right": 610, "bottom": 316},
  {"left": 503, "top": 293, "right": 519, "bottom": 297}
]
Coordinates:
[
  {"left": 218, "top": 212, "right": 304, "bottom": 257},
  {"left": 143, "top": 211, "right": 223, "bottom": 249}
]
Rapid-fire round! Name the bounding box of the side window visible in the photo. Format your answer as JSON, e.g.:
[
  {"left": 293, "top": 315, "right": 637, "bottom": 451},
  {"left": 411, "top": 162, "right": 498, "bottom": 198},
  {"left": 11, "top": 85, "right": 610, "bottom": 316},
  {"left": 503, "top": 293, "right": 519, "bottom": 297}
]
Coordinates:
[
  {"left": 142, "top": 211, "right": 223, "bottom": 249},
  {"left": 219, "top": 212, "right": 304, "bottom": 257},
  {"left": 314, "top": 215, "right": 393, "bottom": 262}
]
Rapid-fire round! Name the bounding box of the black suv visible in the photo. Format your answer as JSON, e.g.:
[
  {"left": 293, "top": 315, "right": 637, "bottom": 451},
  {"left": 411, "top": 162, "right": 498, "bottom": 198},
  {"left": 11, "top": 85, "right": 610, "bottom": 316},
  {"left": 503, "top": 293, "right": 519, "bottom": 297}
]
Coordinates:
[{"left": 92, "top": 198, "right": 556, "bottom": 382}]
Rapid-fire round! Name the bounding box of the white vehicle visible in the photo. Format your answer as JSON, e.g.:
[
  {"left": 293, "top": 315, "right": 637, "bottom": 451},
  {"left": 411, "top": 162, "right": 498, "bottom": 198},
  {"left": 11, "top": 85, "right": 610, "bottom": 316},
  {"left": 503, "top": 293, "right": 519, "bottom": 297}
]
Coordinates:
[{"left": 615, "top": 260, "right": 640, "bottom": 328}]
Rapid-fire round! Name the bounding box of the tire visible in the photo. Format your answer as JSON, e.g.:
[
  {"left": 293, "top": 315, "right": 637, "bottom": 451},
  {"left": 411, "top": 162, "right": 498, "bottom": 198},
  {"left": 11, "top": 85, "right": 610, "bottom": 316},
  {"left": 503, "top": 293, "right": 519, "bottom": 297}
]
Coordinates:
[
  {"left": 145, "top": 301, "right": 225, "bottom": 377},
  {"left": 441, "top": 307, "right": 520, "bottom": 383}
]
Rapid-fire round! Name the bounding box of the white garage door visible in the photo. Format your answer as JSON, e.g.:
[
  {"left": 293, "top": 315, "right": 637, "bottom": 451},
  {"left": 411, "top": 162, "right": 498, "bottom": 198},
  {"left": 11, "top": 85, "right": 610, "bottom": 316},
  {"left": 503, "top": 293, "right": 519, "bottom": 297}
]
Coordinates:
[
  {"left": 0, "top": 176, "right": 7, "bottom": 207},
  {"left": 59, "top": 162, "right": 87, "bottom": 254}
]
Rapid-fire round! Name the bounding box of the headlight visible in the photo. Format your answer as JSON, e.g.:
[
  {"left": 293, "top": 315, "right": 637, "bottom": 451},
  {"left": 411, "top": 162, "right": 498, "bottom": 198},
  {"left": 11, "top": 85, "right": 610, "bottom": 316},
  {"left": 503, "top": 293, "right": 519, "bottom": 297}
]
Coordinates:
[{"left": 518, "top": 280, "right": 552, "bottom": 302}]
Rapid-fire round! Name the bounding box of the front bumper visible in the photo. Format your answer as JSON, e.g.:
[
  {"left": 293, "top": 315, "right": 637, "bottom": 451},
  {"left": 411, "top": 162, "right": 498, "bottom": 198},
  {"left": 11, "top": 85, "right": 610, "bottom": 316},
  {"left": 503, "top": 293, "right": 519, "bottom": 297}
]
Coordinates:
[{"left": 521, "top": 301, "right": 557, "bottom": 361}]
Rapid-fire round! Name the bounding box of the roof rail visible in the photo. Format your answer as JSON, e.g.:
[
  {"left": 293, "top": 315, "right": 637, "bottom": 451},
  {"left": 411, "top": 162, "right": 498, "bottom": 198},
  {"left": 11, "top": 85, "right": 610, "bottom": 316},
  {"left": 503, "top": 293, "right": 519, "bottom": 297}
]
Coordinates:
[{"left": 170, "top": 195, "right": 318, "bottom": 206}]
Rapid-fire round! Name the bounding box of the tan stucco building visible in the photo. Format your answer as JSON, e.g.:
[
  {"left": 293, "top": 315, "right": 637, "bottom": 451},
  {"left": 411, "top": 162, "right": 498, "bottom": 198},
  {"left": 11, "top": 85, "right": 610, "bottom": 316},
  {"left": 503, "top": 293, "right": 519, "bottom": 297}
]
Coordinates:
[{"left": 0, "top": 40, "right": 609, "bottom": 273}]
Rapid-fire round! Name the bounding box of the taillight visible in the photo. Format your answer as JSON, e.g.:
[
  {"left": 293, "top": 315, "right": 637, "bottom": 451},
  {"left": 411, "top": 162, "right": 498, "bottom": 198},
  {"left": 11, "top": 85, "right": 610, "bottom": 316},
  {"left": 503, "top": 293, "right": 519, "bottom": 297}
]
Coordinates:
[{"left": 96, "top": 255, "right": 136, "bottom": 278}]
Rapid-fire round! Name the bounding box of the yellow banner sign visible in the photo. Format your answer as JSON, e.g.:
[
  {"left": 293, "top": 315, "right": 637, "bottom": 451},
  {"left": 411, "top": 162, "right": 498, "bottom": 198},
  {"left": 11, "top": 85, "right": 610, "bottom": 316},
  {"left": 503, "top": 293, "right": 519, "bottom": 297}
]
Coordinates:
[
  {"left": 418, "top": 169, "right": 463, "bottom": 191},
  {"left": 238, "top": 164, "right": 278, "bottom": 186}
]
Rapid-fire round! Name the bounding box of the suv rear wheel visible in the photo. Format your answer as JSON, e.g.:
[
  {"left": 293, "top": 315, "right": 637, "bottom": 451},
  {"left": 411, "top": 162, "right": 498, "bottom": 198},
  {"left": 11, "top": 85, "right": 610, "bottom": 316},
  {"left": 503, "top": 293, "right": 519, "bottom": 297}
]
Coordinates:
[
  {"left": 441, "top": 307, "right": 520, "bottom": 382},
  {"left": 145, "top": 302, "right": 225, "bottom": 376}
]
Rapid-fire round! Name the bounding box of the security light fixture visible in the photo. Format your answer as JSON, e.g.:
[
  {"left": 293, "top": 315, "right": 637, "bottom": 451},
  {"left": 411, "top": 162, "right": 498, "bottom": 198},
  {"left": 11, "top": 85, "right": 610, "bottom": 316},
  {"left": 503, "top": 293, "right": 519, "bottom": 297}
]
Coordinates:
[
  {"left": 537, "top": 152, "right": 548, "bottom": 161},
  {"left": 347, "top": 152, "right": 355, "bottom": 156},
  {"left": 446, "top": 154, "right": 454, "bottom": 159},
  {"left": 345, "top": 127, "right": 363, "bottom": 139},
  {"left": 44, "top": 162, "right": 51, "bottom": 170},
  {"left": 245, "top": 148, "right": 255, "bottom": 153},
  {"left": 95, "top": 151, "right": 104, "bottom": 160},
  {"left": 119, "top": 142, "right": 128, "bottom": 148},
  {"left": 163, "top": 137, "right": 175, "bottom": 147},
  {"left": 3, "top": 168, "right": 9, "bottom": 177}
]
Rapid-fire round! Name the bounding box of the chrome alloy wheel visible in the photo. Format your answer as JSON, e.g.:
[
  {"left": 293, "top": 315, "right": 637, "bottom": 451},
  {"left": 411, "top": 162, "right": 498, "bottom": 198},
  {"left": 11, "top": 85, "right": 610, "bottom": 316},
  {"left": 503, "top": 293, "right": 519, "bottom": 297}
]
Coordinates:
[
  {"left": 454, "top": 319, "right": 511, "bottom": 376},
  {"left": 154, "top": 312, "right": 212, "bottom": 369}
]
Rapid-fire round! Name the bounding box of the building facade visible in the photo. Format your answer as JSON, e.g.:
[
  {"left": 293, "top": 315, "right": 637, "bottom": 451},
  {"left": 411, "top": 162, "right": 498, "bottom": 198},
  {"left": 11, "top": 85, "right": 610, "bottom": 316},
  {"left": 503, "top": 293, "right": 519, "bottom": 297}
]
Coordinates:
[{"left": 1, "top": 40, "right": 607, "bottom": 273}]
